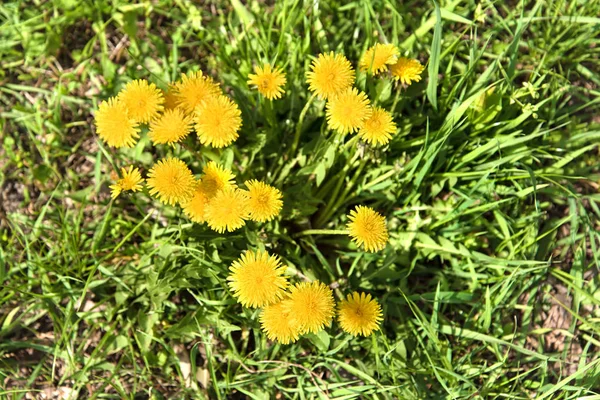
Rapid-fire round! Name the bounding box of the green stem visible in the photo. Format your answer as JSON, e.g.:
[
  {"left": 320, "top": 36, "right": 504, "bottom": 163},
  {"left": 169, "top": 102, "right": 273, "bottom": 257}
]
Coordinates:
[
  {"left": 363, "top": 168, "right": 397, "bottom": 191},
  {"left": 290, "top": 93, "right": 316, "bottom": 155},
  {"left": 294, "top": 229, "right": 349, "bottom": 237},
  {"left": 315, "top": 156, "right": 368, "bottom": 228},
  {"left": 314, "top": 142, "right": 361, "bottom": 199}
]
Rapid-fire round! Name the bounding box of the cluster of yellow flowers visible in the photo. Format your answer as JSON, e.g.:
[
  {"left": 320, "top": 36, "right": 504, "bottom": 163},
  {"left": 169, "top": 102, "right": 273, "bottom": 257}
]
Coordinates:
[
  {"left": 303, "top": 45, "right": 424, "bottom": 146},
  {"left": 227, "top": 249, "right": 383, "bottom": 343},
  {"left": 94, "top": 41, "right": 422, "bottom": 344}
]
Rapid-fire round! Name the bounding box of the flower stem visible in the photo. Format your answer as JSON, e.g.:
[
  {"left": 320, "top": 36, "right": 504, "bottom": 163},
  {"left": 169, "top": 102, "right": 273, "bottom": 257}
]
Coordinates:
[{"left": 290, "top": 93, "right": 316, "bottom": 155}]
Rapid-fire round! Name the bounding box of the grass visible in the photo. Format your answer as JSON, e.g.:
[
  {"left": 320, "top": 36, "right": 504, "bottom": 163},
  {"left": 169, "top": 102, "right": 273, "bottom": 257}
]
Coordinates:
[{"left": 1, "top": 0, "right": 600, "bottom": 398}]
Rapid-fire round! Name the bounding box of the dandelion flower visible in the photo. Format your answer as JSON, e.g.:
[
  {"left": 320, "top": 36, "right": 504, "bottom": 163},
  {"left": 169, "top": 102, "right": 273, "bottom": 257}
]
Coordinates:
[
  {"left": 199, "top": 161, "right": 236, "bottom": 198},
  {"left": 174, "top": 71, "right": 221, "bottom": 114},
  {"left": 326, "top": 88, "right": 372, "bottom": 135},
  {"left": 118, "top": 79, "right": 164, "bottom": 123},
  {"left": 244, "top": 180, "right": 283, "bottom": 222},
  {"left": 346, "top": 205, "right": 389, "bottom": 252},
  {"left": 149, "top": 108, "right": 193, "bottom": 146},
  {"left": 227, "top": 250, "right": 288, "bottom": 308},
  {"left": 109, "top": 166, "right": 144, "bottom": 199},
  {"left": 358, "top": 107, "right": 397, "bottom": 146},
  {"left": 260, "top": 300, "right": 301, "bottom": 344},
  {"left": 390, "top": 57, "right": 425, "bottom": 86},
  {"left": 284, "top": 281, "right": 335, "bottom": 334},
  {"left": 204, "top": 187, "right": 249, "bottom": 233},
  {"left": 94, "top": 97, "right": 140, "bottom": 148},
  {"left": 181, "top": 185, "right": 210, "bottom": 223},
  {"left": 306, "top": 52, "right": 355, "bottom": 100},
  {"left": 338, "top": 292, "right": 383, "bottom": 337},
  {"left": 194, "top": 95, "right": 242, "bottom": 148},
  {"left": 247, "top": 63, "right": 287, "bottom": 100},
  {"left": 163, "top": 85, "right": 181, "bottom": 110},
  {"left": 359, "top": 43, "right": 399, "bottom": 75},
  {"left": 146, "top": 157, "right": 196, "bottom": 206}
]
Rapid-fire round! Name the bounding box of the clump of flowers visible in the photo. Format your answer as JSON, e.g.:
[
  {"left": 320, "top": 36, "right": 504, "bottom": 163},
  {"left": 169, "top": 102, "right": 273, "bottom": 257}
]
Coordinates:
[{"left": 92, "top": 43, "right": 426, "bottom": 346}]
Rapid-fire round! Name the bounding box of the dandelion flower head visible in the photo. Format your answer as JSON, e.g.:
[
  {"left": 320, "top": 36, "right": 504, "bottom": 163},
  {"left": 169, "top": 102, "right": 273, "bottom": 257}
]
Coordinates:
[
  {"left": 146, "top": 157, "right": 196, "bottom": 206},
  {"left": 244, "top": 180, "right": 283, "bottom": 222},
  {"left": 204, "top": 187, "right": 249, "bottom": 233},
  {"left": 390, "top": 57, "right": 425, "bottom": 86},
  {"left": 199, "top": 161, "right": 236, "bottom": 198},
  {"left": 260, "top": 300, "right": 301, "bottom": 344},
  {"left": 110, "top": 166, "right": 144, "bottom": 199},
  {"left": 359, "top": 43, "right": 399, "bottom": 75},
  {"left": 248, "top": 63, "right": 287, "bottom": 100},
  {"left": 338, "top": 292, "right": 383, "bottom": 337},
  {"left": 326, "top": 88, "right": 372, "bottom": 135},
  {"left": 346, "top": 205, "right": 389, "bottom": 252},
  {"left": 284, "top": 281, "right": 335, "bottom": 334},
  {"left": 358, "top": 107, "right": 397, "bottom": 146},
  {"left": 94, "top": 97, "right": 140, "bottom": 148},
  {"left": 181, "top": 184, "right": 210, "bottom": 223},
  {"left": 149, "top": 108, "right": 193, "bottom": 146},
  {"left": 306, "top": 52, "right": 355, "bottom": 100},
  {"left": 227, "top": 250, "right": 289, "bottom": 308},
  {"left": 194, "top": 95, "right": 242, "bottom": 148},
  {"left": 117, "top": 79, "right": 164, "bottom": 123},
  {"left": 174, "top": 71, "right": 221, "bottom": 114}
]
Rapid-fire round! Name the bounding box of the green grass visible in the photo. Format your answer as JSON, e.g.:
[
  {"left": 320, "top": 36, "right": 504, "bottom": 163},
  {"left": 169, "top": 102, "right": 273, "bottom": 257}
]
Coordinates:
[{"left": 2, "top": 0, "right": 600, "bottom": 398}]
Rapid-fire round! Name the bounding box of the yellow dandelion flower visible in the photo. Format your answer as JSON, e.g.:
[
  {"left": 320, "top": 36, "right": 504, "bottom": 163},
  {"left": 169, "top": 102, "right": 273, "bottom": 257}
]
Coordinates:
[
  {"left": 244, "top": 180, "right": 283, "bottom": 222},
  {"left": 117, "top": 79, "right": 164, "bottom": 123},
  {"left": 359, "top": 43, "right": 399, "bottom": 75},
  {"left": 247, "top": 63, "right": 287, "bottom": 100},
  {"left": 94, "top": 97, "right": 140, "bottom": 148},
  {"left": 260, "top": 300, "right": 301, "bottom": 344},
  {"left": 390, "top": 57, "right": 425, "bottom": 86},
  {"left": 204, "top": 187, "right": 249, "bottom": 233},
  {"left": 227, "top": 250, "right": 288, "bottom": 308},
  {"left": 358, "top": 107, "right": 397, "bottom": 146},
  {"left": 338, "top": 292, "right": 383, "bottom": 337},
  {"left": 326, "top": 88, "right": 372, "bottom": 135},
  {"left": 174, "top": 71, "right": 221, "bottom": 114},
  {"left": 149, "top": 108, "right": 193, "bottom": 146},
  {"left": 146, "top": 157, "right": 196, "bottom": 206},
  {"left": 198, "top": 161, "right": 236, "bottom": 198},
  {"left": 194, "top": 95, "right": 242, "bottom": 148},
  {"left": 346, "top": 205, "right": 389, "bottom": 252},
  {"left": 306, "top": 52, "right": 355, "bottom": 100},
  {"left": 109, "top": 166, "right": 144, "bottom": 199},
  {"left": 181, "top": 184, "right": 210, "bottom": 223},
  {"left": 163, "top": 85, "right": 180, "bottom": 110},
  {"left": 284, "top": 281, "right": 335, "bottom": 334}
]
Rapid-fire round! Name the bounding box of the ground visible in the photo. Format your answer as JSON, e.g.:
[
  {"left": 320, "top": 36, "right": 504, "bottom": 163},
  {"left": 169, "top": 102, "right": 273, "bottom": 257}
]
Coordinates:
[{"left": 1, "top": 0, "right": 600, "bottom": 399}]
